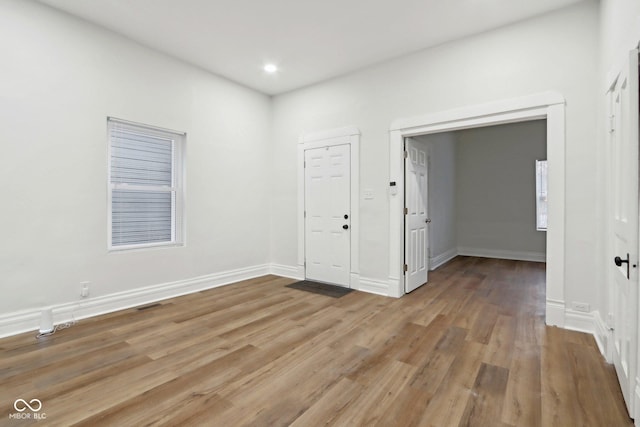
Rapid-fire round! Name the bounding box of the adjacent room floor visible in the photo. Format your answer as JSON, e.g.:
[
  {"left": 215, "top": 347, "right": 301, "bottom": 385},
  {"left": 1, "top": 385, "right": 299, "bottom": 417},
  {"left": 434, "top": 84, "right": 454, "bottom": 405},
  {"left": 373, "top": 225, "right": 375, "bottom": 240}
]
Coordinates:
[{"left": 0, "top": 257, "right": 632, "bottom": 426}]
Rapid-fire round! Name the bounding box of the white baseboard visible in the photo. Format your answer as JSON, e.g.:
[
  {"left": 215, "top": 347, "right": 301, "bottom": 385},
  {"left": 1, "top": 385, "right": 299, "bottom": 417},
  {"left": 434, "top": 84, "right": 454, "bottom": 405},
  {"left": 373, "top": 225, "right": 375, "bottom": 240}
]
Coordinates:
[
  {"left": 387, "top": 277, "right": 403, "bottom": 298},
  {"left": 457, "top": 247, "right": 546, "bottom": 263},
  {"left": 593, "top": 310, "right": 612, "bottom": 362},
  {"left": 269, "top": 263, "right": 304, "bottom": 280},
  {"left": 357, "top": 277, "right": 391, "bottom": 296},
  {"left": 556, "top": 308, "right": 621, "bottom": 367},
  {"left": 0, "top": 264, "right": 270, "bottom": 339},
  {"left": 430, "top": 248, "right": 458, "bottom": 270},
  {"left": 546, "top": 299, "right": 565, "bottom": 327},
  {"left": 0, "top": 310, "right": 42, "bottom": 340},
  {"left": 562, "top": 309, "right": 616, "bottom": 366},
  {"left": 564, "top": 309, "right": 595, "bottom": 334}
]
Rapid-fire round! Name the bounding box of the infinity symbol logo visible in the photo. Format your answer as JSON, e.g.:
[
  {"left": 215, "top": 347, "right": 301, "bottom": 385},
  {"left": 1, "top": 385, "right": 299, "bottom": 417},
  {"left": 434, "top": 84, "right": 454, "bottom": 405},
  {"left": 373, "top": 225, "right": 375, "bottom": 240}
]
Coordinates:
[{"left": 13, "top": 399, "right": 42, "bottom": 412}]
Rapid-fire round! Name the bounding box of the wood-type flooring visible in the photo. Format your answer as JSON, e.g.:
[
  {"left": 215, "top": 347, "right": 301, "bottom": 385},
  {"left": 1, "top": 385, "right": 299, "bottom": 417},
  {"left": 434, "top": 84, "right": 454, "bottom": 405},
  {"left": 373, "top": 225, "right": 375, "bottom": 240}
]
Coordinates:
[{"left": 0, "top": 256, "right": 632, "bottom": 426}]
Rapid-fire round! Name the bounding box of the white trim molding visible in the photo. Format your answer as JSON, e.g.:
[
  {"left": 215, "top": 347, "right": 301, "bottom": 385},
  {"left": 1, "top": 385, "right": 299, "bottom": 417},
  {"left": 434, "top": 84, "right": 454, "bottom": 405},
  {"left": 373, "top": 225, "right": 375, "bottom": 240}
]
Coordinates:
[
  {"left": 0, "top": 264, "right": 270, "bottom": 339},
  {"left": 430, "top": 248, "right": 458, "bottom": 270},
  {"left": 564, "top": 309, "right": 613, "bottom": 363},
  {"left": 546, "top": 299, "right": 566, "bottom": 327},
  {"left": 389, "top": 92, "right": 566, "bottom": 326},
  {"left": 564, "top": 309, "right": 595, "bottom": 334},
  {"left": 456, "top": 247, "right": 546, "bottom": 263},
  {"left": 356, "top": 277, "right": 391, "bottom": 296},
  {"left": 269, "top": 264, "right": 304, "bottom": 280},
  {"left": 593, "top": 310, "right": 612, "bottom": 362},
  {"left": 297, "top": 126, "right": 361, "bottom": 289},
  {"left": 543, "top": 308, "right": 612, "bottom": 365}
]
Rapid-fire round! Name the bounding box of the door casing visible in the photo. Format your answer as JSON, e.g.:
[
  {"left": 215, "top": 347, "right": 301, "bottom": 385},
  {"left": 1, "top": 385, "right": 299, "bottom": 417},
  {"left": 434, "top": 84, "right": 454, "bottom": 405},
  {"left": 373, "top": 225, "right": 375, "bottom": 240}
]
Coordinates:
[
  {"left": 388, "top": 92, "right": 566, "bottom": 329},
  {"left": 297, "top": 126, "right": 360, "bottom": 288}
]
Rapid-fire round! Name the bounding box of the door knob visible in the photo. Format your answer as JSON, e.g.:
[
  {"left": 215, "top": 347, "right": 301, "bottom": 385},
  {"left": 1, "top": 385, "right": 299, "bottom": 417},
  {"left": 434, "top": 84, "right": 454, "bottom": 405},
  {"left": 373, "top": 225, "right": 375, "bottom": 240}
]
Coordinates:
[
  {"left": 614, "top": 255, "right": 628, "bottom": 267},
  {"left": 615, "top": 253, "right": 630, "bottom": 279},
  {"left": 343, "top": 224, "right": 349, "bottom": 230},
  {"left": 344, "top": 214, "right": 349, "bottom": 219},
  {"left": 425, "top": 219, "right": 431, "bottom": 223}
]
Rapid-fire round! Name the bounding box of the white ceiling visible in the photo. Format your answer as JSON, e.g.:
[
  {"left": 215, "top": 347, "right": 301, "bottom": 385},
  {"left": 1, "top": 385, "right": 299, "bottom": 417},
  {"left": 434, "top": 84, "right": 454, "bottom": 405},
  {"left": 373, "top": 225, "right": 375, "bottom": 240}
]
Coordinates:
[{"left": 38, "top": 0, "right": 584, "bottom": 95}]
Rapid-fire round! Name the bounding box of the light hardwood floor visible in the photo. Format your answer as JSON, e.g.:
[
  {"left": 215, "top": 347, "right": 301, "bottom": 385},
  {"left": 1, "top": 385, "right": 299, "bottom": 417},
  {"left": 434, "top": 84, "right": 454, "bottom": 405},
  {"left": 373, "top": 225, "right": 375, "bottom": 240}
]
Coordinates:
[{"left": 0, "top": 257, "right": 633, "bottom": 426}]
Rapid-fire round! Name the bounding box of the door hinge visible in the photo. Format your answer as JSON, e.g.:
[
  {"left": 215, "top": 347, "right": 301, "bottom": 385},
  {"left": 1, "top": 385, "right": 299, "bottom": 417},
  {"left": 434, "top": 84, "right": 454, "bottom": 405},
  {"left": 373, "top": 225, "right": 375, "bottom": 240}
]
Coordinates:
[
  {"left": 403, "top": 264, "right": 408, "bottom": 273},
  {"left": 404, "top": 207, "right": 408, "bottom": 215},
  {"left": 609, "top": 115, "right": 615, "bottom": 133},
  {"left": 304, "top": 211, "right": 306, "bottom": 218},
  {"left": 404, "top": 151, "right": 408, "bottom": 159},
  {"left": 607, "top": 313, "right": 615, "bottom": 331}
]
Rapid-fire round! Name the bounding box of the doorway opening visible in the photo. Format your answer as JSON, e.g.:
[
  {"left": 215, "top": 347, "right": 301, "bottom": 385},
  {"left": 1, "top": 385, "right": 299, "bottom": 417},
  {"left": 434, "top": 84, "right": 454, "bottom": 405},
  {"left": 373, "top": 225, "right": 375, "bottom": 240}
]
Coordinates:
[
  {"left": 389, "top": 92, "right": 566, "bottom": 326},
  {"left": 403, "top": 120, "right": 547, "bottom": 294}
]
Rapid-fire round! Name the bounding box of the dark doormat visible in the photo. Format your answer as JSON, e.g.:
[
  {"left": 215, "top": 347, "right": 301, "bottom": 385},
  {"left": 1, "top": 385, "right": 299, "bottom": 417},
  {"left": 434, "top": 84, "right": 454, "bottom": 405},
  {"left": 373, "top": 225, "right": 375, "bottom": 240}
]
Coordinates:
[{"left": 286, "top": 280, "right": 354, "bottom": 298}]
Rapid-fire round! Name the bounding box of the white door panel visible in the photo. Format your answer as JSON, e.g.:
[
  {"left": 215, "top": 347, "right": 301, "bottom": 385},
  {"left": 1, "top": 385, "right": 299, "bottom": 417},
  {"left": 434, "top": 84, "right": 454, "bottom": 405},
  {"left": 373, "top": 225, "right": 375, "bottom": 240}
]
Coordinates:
[
  {"left": 610, "top": 48, "right": 639, "bottom": 416},
  {"left": 405, "top": 139, "right": 429, "bottom": 293},
  {"left": 305, "top": 144, "right": 351, "bottom": 287}
]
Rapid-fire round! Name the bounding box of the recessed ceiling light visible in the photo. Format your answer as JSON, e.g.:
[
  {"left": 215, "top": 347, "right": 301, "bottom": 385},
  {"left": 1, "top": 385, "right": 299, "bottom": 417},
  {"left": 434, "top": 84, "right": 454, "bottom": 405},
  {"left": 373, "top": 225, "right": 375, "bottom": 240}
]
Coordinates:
[{"left": 264, "top": 63, "right": 278, "bottom": 73}]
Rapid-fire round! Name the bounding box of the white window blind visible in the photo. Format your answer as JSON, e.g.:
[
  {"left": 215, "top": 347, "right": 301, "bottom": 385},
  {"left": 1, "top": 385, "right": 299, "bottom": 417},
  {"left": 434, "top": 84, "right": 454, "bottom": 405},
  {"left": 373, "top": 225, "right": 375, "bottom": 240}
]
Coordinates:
[
  {"left": 536, "top": 159, "right": 548, "bottom": 231},
  {"left": 108, "top": 118, "right": 184, "bottom": 250}
]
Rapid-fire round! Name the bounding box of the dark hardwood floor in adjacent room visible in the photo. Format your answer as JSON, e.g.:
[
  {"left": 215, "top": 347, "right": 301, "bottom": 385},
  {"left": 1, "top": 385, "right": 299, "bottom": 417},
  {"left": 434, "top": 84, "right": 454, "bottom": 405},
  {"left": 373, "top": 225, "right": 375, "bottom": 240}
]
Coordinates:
[{"left": 0, "top": 257, "right": 632, "bottom": 426}]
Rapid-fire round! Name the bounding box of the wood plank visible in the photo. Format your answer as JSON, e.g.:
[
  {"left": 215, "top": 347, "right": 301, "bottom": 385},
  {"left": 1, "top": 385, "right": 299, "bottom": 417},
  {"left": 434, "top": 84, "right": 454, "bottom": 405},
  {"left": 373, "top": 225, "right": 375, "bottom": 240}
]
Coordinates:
[
  {"left": 501, "top": 341, "right": 541, "bottom": 426},
  {"left": 330, "top": 359, "right": 417, "bottom": 425},
  {"left": 459, "top": 363, "right": 510, "bottom": 426},
  {"left": 484, "top": 314, "right": 517, "bottom": 369},
  {"left": 0, "top": 258, "right": 631, "bottom": 426}
]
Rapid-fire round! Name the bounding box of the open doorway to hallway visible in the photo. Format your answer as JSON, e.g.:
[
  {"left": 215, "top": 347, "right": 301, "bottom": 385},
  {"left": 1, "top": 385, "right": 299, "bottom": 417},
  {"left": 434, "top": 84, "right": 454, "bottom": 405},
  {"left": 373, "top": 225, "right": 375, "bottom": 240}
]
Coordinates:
[{"left": 404, "top": 119, "right": 547, "bottom": 294}]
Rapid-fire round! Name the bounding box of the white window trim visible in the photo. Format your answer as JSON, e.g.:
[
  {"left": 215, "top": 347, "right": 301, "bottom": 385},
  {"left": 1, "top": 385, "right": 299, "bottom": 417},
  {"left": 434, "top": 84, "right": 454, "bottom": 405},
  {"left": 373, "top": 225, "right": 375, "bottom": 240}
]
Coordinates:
[{"left": 107, "top": 117, "right": 186, "bottom": 252}]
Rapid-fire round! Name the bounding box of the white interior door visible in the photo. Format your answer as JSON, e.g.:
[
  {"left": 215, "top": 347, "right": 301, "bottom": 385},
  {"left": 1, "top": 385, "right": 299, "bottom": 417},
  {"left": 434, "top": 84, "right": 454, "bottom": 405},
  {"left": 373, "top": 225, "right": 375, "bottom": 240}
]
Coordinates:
[
  {"left": 304, "top": 144, "right": 351, "bottom": 287},
  {"left": 405, "top": 138, "right": 429, "bottom": 293},
  {"left": 610, "top": 48, "right": 639, "bottom": 416}
]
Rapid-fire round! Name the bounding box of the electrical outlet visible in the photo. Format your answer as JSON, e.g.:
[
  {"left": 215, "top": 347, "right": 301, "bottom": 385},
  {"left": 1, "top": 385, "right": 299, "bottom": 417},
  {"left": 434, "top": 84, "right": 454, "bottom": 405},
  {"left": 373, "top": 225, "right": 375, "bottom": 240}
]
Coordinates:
[
  {"left": 571, "top": 301, "right": 590, "bottom": 313},
  {"left": 80, "top": 281, "right": 90, "bottom": 298}
]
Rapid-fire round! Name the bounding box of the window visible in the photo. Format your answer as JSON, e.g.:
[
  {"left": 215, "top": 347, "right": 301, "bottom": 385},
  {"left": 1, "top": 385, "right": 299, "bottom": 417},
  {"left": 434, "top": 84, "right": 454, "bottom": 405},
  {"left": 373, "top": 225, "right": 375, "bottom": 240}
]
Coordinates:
[
  {"left": 108, "top": 118, "right": 185, "bottom": 250},
  {"left": 535, "top": 159, "right": 548, "bottom": 231}
]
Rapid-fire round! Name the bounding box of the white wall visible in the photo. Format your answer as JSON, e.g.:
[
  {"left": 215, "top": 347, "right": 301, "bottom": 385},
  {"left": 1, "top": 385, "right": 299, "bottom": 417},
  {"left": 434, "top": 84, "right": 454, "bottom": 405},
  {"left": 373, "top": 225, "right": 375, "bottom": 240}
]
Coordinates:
[
  {"left": 455, "top": 121, "right": 547, "bottom": 260},
  {"left": 412, "top": 133, "right": 457, "bottom": 268},
  {"left": 0, "top": 0, "right": 272, "bottom": 334},
  {"left": 272, "top": 1, "right": 598, "bottom": 305},
  {"left": 600, "top": 0, "right": 640, "bottom": 78}
]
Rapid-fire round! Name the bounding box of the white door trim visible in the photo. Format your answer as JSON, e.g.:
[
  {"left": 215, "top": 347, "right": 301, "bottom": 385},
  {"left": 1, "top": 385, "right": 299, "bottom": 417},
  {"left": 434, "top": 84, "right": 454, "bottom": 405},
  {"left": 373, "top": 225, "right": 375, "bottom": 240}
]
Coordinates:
[
  {"left": 298, "top": 126, "right": 360, "bottom": 287},
  {"left": 388, "top": 92, "right": 566, "bottom": 327}
]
